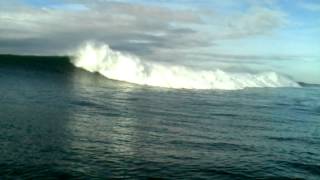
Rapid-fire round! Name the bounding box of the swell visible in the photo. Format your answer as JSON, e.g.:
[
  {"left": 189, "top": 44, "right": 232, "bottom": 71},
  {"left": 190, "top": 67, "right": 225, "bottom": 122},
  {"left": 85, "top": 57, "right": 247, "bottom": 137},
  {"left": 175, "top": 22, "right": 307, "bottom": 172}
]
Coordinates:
[
  {"left": 0, "top": 54, "right": 73, "bottom": 73},
  {"left": 71, "top": 41, "right": 299, "bottom": 90},
  {"left": 0, "top": 44, "right": 300, "bottom": 91}
]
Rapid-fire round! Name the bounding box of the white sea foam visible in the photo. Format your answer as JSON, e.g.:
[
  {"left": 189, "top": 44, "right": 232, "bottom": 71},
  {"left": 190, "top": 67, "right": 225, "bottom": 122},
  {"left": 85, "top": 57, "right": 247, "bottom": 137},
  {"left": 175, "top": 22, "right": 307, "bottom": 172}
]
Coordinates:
[{"left": 71, "top": 42, "right": 299, "bottom": 90}]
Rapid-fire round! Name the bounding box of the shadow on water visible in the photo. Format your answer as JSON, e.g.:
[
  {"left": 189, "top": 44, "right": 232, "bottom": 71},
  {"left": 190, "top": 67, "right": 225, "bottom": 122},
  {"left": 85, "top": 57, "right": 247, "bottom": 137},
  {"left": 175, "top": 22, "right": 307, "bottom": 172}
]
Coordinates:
[
  {"left": 0, "top": 55, "right": 183, "bottom": 178},
  {"left": 0, "top": 56, "right": 78, "bottom": 178}
]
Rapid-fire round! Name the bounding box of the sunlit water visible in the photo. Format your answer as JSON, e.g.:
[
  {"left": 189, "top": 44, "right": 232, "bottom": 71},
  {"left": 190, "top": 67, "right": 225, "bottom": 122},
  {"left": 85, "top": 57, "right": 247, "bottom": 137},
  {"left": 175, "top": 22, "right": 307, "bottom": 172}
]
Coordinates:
[{"left": 1, "top": 56, "right": 320, "bottom": 179}]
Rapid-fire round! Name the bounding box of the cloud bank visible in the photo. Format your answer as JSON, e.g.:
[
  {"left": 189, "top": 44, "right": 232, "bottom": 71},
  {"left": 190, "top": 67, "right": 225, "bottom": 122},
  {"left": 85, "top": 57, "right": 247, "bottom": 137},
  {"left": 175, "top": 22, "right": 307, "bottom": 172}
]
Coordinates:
[
  {"left": 0, "top": 1, "right": 287, "bottom": 57},
  {"left": 0, "top": 0, "right": 319, "bottom": 83}
]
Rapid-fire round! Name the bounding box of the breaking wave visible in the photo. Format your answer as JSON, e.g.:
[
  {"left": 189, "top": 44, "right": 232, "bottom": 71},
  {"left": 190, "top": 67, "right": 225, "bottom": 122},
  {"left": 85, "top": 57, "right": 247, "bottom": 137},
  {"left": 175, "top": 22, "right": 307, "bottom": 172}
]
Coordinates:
[{"left": 71, "top": 42, "right": 299, "bottom": 90}]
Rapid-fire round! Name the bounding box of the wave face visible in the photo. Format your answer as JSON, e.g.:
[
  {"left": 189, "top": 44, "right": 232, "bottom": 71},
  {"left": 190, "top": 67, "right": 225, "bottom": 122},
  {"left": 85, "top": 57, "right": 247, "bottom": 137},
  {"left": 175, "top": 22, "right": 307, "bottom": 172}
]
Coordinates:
[{"left": 71, "top": 42, "right": 299, "bottom": 90}]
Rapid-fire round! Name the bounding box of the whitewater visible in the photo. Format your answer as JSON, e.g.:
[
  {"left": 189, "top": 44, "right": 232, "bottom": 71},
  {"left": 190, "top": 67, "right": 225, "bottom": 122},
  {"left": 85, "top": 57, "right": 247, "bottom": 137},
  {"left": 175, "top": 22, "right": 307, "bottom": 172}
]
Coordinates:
[{"left": 71, "top": 42, "right": 299, "bottom": 90}]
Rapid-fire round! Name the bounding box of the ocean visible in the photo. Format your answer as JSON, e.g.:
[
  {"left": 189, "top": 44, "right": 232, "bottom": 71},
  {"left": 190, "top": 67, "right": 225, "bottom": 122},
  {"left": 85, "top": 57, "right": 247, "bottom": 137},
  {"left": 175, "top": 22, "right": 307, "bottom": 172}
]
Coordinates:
[{"left": 0, "top": 54, "right": 320, "bottom": 179}]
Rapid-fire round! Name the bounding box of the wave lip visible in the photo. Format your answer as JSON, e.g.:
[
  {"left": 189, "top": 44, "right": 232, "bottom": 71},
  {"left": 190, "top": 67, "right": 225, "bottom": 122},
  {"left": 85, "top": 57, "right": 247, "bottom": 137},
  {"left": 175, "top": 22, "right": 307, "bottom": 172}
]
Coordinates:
[{"left": 71, "top": 42, "right": 299, "bottom": 90}]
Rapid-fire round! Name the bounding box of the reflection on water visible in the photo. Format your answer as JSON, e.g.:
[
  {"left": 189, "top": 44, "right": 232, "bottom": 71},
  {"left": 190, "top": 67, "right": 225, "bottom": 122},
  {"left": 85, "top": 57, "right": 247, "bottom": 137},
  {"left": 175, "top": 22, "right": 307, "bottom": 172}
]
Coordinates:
[{"left": 68, "top": 69, "right": 138, "bottom": 157}]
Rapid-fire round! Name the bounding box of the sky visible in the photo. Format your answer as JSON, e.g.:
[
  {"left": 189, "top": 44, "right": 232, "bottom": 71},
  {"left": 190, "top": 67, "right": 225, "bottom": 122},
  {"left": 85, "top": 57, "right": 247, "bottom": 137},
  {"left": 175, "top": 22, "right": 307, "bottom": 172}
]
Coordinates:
[{"left": 0, "top": 0, "right": 319, "bottom": 83}]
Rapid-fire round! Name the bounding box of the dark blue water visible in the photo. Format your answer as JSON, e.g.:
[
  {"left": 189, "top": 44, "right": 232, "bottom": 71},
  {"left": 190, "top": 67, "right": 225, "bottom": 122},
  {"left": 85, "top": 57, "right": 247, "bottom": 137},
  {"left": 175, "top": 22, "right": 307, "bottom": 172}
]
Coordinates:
[{"left": 1, "top": 56, "right": 320, "bottom": 179}]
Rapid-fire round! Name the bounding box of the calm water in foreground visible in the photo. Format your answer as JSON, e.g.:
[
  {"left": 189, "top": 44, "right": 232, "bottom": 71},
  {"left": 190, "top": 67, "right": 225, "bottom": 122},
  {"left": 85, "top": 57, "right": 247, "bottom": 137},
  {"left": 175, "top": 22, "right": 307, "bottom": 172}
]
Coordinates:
[{"left": 0, "top": 56, "right": 320, "bottom": 179}]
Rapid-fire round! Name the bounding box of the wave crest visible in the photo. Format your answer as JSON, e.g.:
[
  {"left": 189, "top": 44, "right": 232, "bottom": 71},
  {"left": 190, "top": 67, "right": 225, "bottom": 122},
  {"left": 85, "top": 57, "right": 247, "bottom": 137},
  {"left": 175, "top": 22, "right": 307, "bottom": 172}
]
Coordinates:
[{"left": 71, "top": 42, "right": 299, "bottom": 90}]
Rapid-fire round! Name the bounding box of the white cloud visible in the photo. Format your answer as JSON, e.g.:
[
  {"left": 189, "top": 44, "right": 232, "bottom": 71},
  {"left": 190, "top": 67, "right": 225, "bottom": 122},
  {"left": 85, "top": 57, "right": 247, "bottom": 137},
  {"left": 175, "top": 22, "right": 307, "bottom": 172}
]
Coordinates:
[{"left": 300, "top": 2, "right": 320, "bottom": 12}]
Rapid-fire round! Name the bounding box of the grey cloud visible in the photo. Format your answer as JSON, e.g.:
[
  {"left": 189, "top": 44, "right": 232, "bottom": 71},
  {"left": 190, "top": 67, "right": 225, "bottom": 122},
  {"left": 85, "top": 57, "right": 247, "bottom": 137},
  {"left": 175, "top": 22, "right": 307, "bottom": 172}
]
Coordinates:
[
  {"left": 211, "top": 7, "right": 288, "bottom": 40},
  {"left": 0, "top": 0, "right": 290, "bottom": 67},
  {"left": 0, "top": 0, "right": 208, "bottom": 60}
]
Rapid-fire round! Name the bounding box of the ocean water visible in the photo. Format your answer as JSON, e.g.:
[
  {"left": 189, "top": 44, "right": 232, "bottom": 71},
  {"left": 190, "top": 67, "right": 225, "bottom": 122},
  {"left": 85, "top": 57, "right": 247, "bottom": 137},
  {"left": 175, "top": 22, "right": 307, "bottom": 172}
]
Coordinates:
[{"left": 0, "top": 55, "right": 320, "bottom": 179}]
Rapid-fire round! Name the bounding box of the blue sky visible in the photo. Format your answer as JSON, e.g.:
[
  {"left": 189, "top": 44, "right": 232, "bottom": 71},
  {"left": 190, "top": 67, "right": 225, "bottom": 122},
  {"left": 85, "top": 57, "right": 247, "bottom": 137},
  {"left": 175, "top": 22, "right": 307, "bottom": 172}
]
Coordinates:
[{"left": 1, "top": 0, "right": 319, "bottom": 83}]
